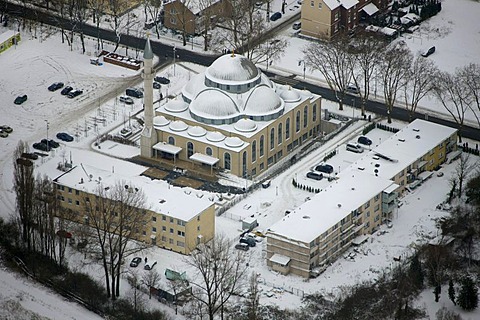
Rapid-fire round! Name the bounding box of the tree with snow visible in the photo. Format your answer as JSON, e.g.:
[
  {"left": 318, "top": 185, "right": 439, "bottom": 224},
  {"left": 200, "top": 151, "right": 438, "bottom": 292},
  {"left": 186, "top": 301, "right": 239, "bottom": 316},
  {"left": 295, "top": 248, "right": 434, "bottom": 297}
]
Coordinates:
[{"left": 457, "top": 276, "right": 478, "bottom": 311}]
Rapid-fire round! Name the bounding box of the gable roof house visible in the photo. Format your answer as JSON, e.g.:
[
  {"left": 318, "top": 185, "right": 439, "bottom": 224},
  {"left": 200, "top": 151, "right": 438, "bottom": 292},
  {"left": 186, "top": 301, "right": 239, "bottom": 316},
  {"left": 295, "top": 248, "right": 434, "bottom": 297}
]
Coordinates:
[
  {"left": 300, "top": 0, "right": 388, "bottom": 40},
  {"left": 163, "top": 0, "right": 233, "bottom": 35}
]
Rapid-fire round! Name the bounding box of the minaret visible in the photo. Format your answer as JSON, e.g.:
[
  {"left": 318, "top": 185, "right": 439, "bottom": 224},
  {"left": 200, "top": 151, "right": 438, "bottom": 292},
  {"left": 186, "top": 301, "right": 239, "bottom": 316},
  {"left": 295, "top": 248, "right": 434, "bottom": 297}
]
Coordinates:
[{"left": 140, "top": 36, "right": 157, "bottom": 158}]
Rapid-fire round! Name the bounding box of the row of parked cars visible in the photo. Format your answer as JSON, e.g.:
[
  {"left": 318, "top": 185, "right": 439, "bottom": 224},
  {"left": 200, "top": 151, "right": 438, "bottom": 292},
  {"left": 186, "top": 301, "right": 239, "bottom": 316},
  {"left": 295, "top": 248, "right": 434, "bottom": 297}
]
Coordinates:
[
  {"left": 48, "top": 82, "right": 83, "bottom": 99},
  {"left": 0, "top": 125, "right": 13, "bottom": 138},
  {"left": 235, "top": 230, "right": 265, "bottom": 251}
]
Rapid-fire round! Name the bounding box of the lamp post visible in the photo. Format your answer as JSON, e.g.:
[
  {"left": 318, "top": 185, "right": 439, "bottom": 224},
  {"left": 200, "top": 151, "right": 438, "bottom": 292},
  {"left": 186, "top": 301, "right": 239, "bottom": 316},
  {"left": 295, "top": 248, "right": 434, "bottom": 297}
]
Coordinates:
[
  {"left": 352, "top": 98, "right": 355, "bottom": 119},
  {"left": 173, "top": 44, "right": 176, "bottom": 76},
  {"left": 298, "top": 60, "right": 306, "bottom": 79},
  {"left": 45, "top": 120, "right": 49, "bottom": 151}
]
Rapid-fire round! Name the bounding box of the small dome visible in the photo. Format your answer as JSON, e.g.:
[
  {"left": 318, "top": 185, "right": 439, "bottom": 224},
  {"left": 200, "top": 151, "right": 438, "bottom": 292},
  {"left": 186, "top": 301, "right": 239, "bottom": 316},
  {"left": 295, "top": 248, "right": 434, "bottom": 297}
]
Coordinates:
[
  {"left": 206, "top": 131, "right": 226, "bottom": 142},
  {"left": 280, "top": 87, "right": 301, "bottom": 103},
  {"left": 190, "top": 88, "right": 239, "bottom": 119},
  {"left": 244, "top": 85, "right": 283, "bottom": 115},
  {"left": 169, "top": 120, "right": 188, "bottom": 132},
  {"left": 164, "top": 98, "right": 188, "bottom": 113},
  {"left": 205, "top": 54, "right": 259, "bottom": 83},
  {"left": 234, "top": 118, "right": 257, "bottom": 132},
  {"left": 224, "top": 136, "right": 245, "bottom": 148},
  {"left": 153, "top": 115, "right": 170, "bottom": 127},
  {"left": 187, "top": 126, "right": 207, "bottom": 137}
]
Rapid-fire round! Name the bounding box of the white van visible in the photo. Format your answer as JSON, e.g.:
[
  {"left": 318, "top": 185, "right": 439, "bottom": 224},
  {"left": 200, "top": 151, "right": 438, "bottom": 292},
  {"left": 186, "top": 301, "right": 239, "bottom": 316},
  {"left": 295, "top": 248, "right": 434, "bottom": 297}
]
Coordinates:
[{"left": 346, "top": 142, "right": 364, "bottom": 153}]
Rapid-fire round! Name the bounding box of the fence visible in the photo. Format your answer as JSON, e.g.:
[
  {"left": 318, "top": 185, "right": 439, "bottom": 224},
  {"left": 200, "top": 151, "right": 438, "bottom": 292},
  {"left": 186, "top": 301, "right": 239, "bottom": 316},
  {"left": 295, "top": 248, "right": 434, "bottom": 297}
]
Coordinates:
[{"left": 261, "top": 278, "right": 305, "bottom": 298}]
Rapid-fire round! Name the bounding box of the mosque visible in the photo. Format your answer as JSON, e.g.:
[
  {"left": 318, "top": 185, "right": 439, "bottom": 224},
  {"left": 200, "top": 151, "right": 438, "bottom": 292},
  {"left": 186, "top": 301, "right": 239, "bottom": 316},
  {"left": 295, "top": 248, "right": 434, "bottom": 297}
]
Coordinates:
[{"left": 140, "top": 39, "right": 322, "bottom": 178}]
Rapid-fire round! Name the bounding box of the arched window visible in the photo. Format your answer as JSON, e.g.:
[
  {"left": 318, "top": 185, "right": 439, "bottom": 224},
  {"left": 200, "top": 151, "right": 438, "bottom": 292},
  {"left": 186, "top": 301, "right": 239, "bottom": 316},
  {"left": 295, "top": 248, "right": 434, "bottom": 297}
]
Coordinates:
[
  {"left": 270, "top": 128, "right": 275, "bottom": 150},
  {"left": 303, "top": 106, "right": 308, "bottom": 128},
  {"left": 286, "top": 118, "right": 290, "bottom": 140},
  {"left": 260, "top": 135, "right": 264, "bottom": 157},
  {"left": 312, "top": 104, "right": 317, "bottom": 122},
  {"left": 278, "top": 123, "right": 283, "bottom": 144},
  {"left": 252, "top": 141, "right": 257, "bottom": 162},
  {"left": 296, "top": 111, "right": 300, "bottom": 132},
  {"left": 168, "top": 136, "right": 175, "bottom": 145},
  {"left": 187, "top": 142, "right": 194, "bottom": 158},
  {"left": 242, "top": 151, "right": 247, "bottom": 177},
  {"left": 206, "top": 147, "right": 213, "bottom": 156},
  {"left": 224, "top": 153, "right": 231, "bottom": 170}
]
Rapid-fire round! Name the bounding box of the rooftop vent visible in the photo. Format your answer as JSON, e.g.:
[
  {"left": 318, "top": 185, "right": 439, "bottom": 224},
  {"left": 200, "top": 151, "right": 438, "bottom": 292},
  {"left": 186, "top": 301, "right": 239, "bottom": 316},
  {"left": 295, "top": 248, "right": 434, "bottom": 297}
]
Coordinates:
[
  {"left": 337, "top": 203, "right": 342, "bottom": 208},
  {"left": 372, "top": 156, "right": 380, "bottom": 160},
  {"left": 413, "top": 128, "right": 420, "bottom": 132},
  {"left": 416, "top": 135, "right": 421, "bottom": 139},
  {"left": 358, "top": 167, "right": 365, "bottom": 171},
  {"left": 159, "top": 199, "right": 166, "bottom": 204},
  {"left": 302, "top": 215, "right": 311, "bottom": 219},
  {"left": 398, "top": 138, "right": 405, "bottom": 142},
  {"left": 351, "top": 187, "right": 355, "bottom": 191},
  {"left": 375, "top": 163, "right": 380, "bottom": 168}
]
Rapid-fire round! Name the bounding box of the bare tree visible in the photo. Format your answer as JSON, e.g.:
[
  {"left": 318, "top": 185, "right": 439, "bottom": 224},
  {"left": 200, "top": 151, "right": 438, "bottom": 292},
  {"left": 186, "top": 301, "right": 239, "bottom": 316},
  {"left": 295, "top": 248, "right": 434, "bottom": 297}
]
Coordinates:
[
  {"left": 185, "top": 234, "right": 248, "bottom": 320},
  {"left": 142, "top": 269, "right": 161, "bottom": 299},
  {"left": 378, "top": 42, "right": 412, "bottom": 123},
  {"left": 350, "top": 34, "right": 387, "bottom": 116},
  {"left": 304, "top": 37, "right": 354, "bottom": 110},
  {"left": 127, "top": 270, "right": 147, "bottom": 312},
  {"left": 83, "top": 181, "right": 149, "bottom": 300},
  {"left": 143, "top": 0, "right": 163, "bottom": 39},
  {"left": 453, "top": 153, "right": 476, "bottom": 198},
  {"left": 88, "top": 0, "right": 106, "bottom": 51},
  {"left": 197, "top": 0, "right": 216, "bottom": 51},
  {"left": 403, "top": 55, "right": 438, "bottom": 121},
  {"left": 459, "top": 63, "right": 480, "bottom": 128},
  {"left": 246, "top": 272, "right": 261, "bottom": 320},
  {"left": 432, "top": 68, "right": 473, "bottom": 143}
]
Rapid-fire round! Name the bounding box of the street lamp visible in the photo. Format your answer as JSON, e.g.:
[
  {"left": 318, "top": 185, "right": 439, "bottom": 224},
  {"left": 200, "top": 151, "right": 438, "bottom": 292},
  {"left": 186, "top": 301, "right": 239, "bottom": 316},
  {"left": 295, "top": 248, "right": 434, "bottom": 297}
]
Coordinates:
[
  {"left": 352, "top": 98, "right": 355, "bottom": 119},
  {"left": 173, "top": 44, "right": 176, "bottom": 76},
  {"left": 298, "top": 60, "right": 306, "bottom": 79},
  {"left": 45, "top": 120, "right": 49, "bottom": 151}
]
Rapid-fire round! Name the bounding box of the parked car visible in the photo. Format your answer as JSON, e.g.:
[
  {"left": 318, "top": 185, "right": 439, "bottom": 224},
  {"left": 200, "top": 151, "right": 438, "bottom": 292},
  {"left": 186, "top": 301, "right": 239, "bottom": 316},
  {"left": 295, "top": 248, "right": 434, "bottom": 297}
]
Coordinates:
[
  {"left": 144, "top": 261, "right": 157, "bottom": 270},
  {"left": 119, "top": 128, "right": 132, "bottom": 138},
  {"left": 56, "top": 132, "right": 74, "bottom": 142},
  {"left": 270, "top": 12, "right": 282, "bottom": 21},
  {"left": 246, "top": 232, "right": 263, "bottom": 242},
  {"left": 21, "top": 152, "right": 39, "bottom": 160},
  {"left": 261, "top": 179, "right": 271, "bottom": 188},
  {"left": 14, "top": 94, "right": 28, "bottom": 105},
  {"left": 67, "top": 89, "right": 83, "bottom": 98},
  {"left": 41, "top": 139, "right": 60, "bottom": 148},
  {"left": 130, "top": 257, "right": 142, "bottom": 267},
  {"left": 0, "top": 131, "right": 8, "bottom": 138},
  {"left": 126, "top": 88, "right": 143, "bottom": 98},
  {"left": 119, "top": 96, "right": 134, "bottom": 105},
  {"left": 33, "top": 142, "right": 51, "bottom": 152},
  {"left": 153, "top": 82, "right": 161, "bottom": 89},
  {"left": 357, "top": 136, "right": 372, "bottom": 146},
  {"left": 421, "top": 46, "right": 435, "bottom": 57},
  {"left": 235, "top": 243, "right": 250, "bottom": 251},
  {"left": 314, "top": 163, "right": 334, "bottom": 174},
  {"left": 154, "top": 76, "right": 170, "bottom": 84},
  {"left": 346, "top": 142, "right": 364, "bottom": 153},
  {"left": 346, "top": 84, "right": 359, "bottom": 94},
  {"left": 48, "top": 82, "right": 64, "bottom": 91},
  {"left": 0, "top": 125, "right": 13, "bottom": 133},
  {"left": 306, "top": 171, "right": 323, "bottom": 181},
  {"left": 240, "top": 237, "right": 256, "bottom": 247},
  {"left": 252, "top": 229, "right": 266, "bottom": 237},
  {"left": 60, "top": 86, "right": 73, "bottom": 95},
  {"left": 292, "top": 22, "right": 301, "bottom": 30}
]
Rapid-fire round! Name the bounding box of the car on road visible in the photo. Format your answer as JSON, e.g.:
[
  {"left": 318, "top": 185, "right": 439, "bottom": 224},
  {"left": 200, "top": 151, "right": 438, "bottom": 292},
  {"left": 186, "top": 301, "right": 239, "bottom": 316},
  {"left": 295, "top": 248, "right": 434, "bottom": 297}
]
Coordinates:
[
  {"left": 314, "top": 163, "right": 334, "bottom": 174},
  {"left": 306, "top": 171, "right": 323, "bottom": 181},
  {"left": 154, "top": 76, "right": 170, "bottom": 84},
  {"left": 421, "top": 46, "right": 435, "bottom": 57},
  {"left": 48, "top": 82, "right": 64, "bottom": 92},
  {"left": 126, "top": 88, "right": 143, "bottom": 98},
  {"left": 153, "top": 82, "right": 161, "bottom": 89},
  {"left": 14, "top": 95, "right": 28, "bottom": 105},
  {"left": 270, "top": 12, "right": 282, "bottom": 21},
  {"left": 357, "top": 136, "right": 372, "bottom": 146},
  {"left": 56, "top": 132, "right": 74, "bottom": 142},
  {"left": 41, "top": 139, "right": 60, "bottom": 148},
  {"left": 130, "top": 257, "right": 142, "bottom": 267},
  {"left": 346, "top": 84, "right": 359, "bottom": 94},
  {"left": 144, "top": 261, "right": 157, "bottom": 270},
  {"left": 235, "top": 243, "right": 249, "bottom": 251},
  {"left": 33, "top": 142, "right": 51, "bottom": 152},
  {"left": 61, "top": 86, "right": 73, "bottom": 95},
  {"left": 119, "top": 96, "right": 134, "bottom": 105},
  {"left": 21, "top": 152, "right": 39, "bottom": 160},
  {"left": 1, "top": 125, "right": 13, "bottom": 133},
  {"left": 240, "top": 237, "right": 256, "bottom": 247},
  {"left": 67, "top": 89, "right": 83, "bottom": 98},
  {"left": 292, "top": 22, "right": 301, "bottom": 30}
]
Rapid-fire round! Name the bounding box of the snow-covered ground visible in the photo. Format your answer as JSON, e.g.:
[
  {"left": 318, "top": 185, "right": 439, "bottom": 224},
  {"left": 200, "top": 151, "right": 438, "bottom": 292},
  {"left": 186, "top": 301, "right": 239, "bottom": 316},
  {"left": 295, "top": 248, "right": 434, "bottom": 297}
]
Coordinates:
[{"left": 1, "top": 0, "right": 480, "bottom": 318}]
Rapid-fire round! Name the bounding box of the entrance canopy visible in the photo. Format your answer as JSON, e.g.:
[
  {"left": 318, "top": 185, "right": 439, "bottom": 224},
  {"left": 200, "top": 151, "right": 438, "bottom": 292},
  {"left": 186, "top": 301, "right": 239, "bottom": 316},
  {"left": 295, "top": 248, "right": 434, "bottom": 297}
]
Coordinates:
[
  {"left": 153, "top": 142, "right": 182, "bottom": 155},
  {"left": 189, "top": 153, "right": 219, "bottom": 166},
  {"left": 362, "top": 3, "right": 379, "bottom": 16}
]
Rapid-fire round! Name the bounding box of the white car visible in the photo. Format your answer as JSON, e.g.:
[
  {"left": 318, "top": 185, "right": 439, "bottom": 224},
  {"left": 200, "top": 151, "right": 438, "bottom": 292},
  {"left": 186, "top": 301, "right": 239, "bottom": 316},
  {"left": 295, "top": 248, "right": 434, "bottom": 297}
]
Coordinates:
[
  {"left": 119, "top": 128, "right": 132, "bottom": 138},
  {"left": 246, "top": 232, "right": 263, "bottom": 243}
]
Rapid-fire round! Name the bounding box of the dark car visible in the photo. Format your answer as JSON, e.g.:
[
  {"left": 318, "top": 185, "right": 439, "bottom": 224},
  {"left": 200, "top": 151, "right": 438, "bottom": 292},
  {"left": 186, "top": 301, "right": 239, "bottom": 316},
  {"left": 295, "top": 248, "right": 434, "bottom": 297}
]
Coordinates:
[
  {"left": 130, "top": 257, "right": 142, "bottom": 267},
  {"left": 21, "top": 152, "right": 39, "bottom": 160},
  {"left": 154, "top": 76, "right": 170, "bottom": 84},
  {"left": 48, "top": 82, "right": 64, "bottom": 92},
  {"left": 0, "top": 125, "right": 13, "bottom": 133},
  {"left": 56, "top": 132, "right": 74, "bottom": 142},
  {"left": 61, "top": 86, "right": 73, "bottom": 95},
  {"left": 346, "top": 84, "right": 359, "bottom": 94},
  {"left": 357, "top": 136, "right": 373, "bottom": 146},
  {"left": 270, "top": 12, "right": 282, "bottom": 21},
  {"left": 126, "top": 88, "right": 144, "bottom": 98},
  {"left": 240, "top": 237, "right": 256, "bottom": 247},
  {"left": 33, "top": 142, "right": 51, "bottom": 152},
  {"left": 144, "top": 261, "right": 157, "bottom": 270},
  {"left": 235, "top": 243, "right": 249, "bottom": 251},
  {"left": 67, "top": 89, "right": 83, "bottom": 99},
  {"left": 153, "top": 82, "right": 162, "bottom": 89},
  {"left": 41, "top": 139, "right": 60, "bottom": 148},
  {"left": 315, "top": 164, "right": 334, "bottom": 174},
  {"left": 306, "top": 172, "right": 323, "bottom": 181},
  {"left": 421, "top": 46, "right": 435, "bottom": 57},
  {"left": 14, "top": 95, "right": 28, "bottom": 105}
]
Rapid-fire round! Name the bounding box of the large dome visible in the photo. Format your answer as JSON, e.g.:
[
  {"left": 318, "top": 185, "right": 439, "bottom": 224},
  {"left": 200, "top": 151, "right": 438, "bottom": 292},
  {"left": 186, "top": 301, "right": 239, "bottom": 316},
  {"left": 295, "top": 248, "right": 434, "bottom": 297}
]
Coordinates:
[
  {"left": 244, "top": 85, "right": 283, "bottom": 116},
  {"left": 205, "top": 54, "right": 259, "bottom": 83},
  {"left": 190, "top": 88, "right": 240, "bottom": 120}
]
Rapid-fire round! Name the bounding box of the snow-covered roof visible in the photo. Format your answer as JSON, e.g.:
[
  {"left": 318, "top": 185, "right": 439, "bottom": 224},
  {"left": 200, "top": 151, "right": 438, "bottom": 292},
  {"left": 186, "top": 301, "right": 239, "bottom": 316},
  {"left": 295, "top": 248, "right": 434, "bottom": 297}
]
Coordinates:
[
  {"left": 268, "top": 171, "right": 395, "bottom": 243},
  {"left": 190, "top": 153, "right": 219, "bottom": 165},
  {"left": 234, "top": 118, "right": 258, "bottom": 132},
  {"left": 164, "top": 0, "right": 222, "bottom": 15},
  {"left": 53, "top": 162, "right": 213, "bottom": 222},
  {"left": 143, "top": 37, "right": 153, "bottom": 60},
  {"left": 0, "top": 30, "right": 18, "bottom": 44},
  {"left": 164, "top": 98, "right": 189, "bottom": 113},
  {"left": 279, "top": 86, "right": 301, "bottom": 103},
  {"left": 205, "top": 53, "right": 260, "bottom": 85},
  {"left": 190, "top": 88, "right": 240, "bottom": 119},
  {"left": 340, "top": 0, "right": 358, "bottom": 10},
  {"left": 323, "top": 0, "right": 341, "bottom": 10},
  {"left": 350, "top": 119, "right": 457, "bottom": 181},
  {"left": 362, "top": 3, "right": 379, "bottom": 16},
  {"left": 269, "top": 254, "right": 291, "bottom": 266},
  {"left": 153, "top": 115, "right": 170, "bottom": 127},
  {"left": 244, "top": 85, "right": 284, "bottom": 116}
]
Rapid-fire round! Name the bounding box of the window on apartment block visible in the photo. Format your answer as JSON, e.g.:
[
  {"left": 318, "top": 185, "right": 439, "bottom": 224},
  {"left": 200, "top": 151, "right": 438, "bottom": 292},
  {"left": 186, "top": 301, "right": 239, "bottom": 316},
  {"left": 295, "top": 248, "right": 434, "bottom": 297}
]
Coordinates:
[
  {"left": 169, "top": 238, "right": 174, "bottom": 244},
  {"left": 162, "top": 236, "right": 166, "bottom": 242},
  {"left": 335, "top": 12, "right": 339, "bottom": 21},
  {"left": 75, "top": 200, "right": 80, "bottom": 206},
  {"left": 334, "top": 23, "right": 339, "bottom": 33},
  {"left": 312, "top": 104, "right": 317, "bottom": 122},
  {"left": 197, "top": 226, "right": 200, "bottom": 231},
  {"left": 318, "top": 3, "right": 322, "bottom": 9},
  {"left": 177, "top": 220, "right": 185, "bottom": 226},
  {"left": 374, "top": 194, "right": 380, "bottom": 201},
  {"left": 177, "top": 241, "right": 185, "bottom": 247},
  {"left": 68, "top": 188, "right": 72, "bottom": 193},
  {"left": 364, "top": 200, "right": 370, "bottom": 209},
  {"left": 68, "top": 198, "right": 72, "bottom": 204},
  {"left": 224, "top": 152, "right": 231, "bottom": 170},
  {"left": 310, "top": 0, "right": 314, "bottom": 7},
  {"left": 170, "top": 228, "right": 174, "bottom": 234},
  {"left": 177, "top": 230, "right": 185, "bottom": 237},
  {"left": 162, "top": 215, "right": 166, "bottom": 221},
  {"left": 75, "top": 190, "right": 79, "bottom": 195},
  {"left": 162, "top": 226, "right": 166, "bottom": 232},
  {"left": 170, "top": 217, "right": 174, "bottom": 223},
  {"left": 152, "top": 227, "right": 157, "bottom": 232},
  {"left": 374, "top": 204, "right": 380, "bottom": 212},
  {"left": 152, "top": 216, "right": 157, "bottom": 222}
]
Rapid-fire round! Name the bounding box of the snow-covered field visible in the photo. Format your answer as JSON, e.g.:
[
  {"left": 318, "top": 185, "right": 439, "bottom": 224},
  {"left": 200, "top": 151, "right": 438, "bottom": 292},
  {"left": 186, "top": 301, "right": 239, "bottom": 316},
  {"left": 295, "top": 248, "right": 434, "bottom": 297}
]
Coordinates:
[{"left": 1, "top": 0, "right": 479, "bottom": 318}]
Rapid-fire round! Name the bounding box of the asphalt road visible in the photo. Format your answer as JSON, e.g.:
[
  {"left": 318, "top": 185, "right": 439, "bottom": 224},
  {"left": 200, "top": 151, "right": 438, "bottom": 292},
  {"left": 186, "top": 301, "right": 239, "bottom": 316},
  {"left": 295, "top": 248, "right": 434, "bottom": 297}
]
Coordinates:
[{"left": 1, "top": 0, "right": 479, "bottom": 140}]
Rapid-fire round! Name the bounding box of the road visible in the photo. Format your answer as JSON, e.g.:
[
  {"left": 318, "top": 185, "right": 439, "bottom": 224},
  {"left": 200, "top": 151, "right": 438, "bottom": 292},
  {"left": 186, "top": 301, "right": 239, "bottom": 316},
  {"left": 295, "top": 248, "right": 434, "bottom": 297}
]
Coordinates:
[{"left": 1, "top": 0, "right": 479, "bottom": 140}]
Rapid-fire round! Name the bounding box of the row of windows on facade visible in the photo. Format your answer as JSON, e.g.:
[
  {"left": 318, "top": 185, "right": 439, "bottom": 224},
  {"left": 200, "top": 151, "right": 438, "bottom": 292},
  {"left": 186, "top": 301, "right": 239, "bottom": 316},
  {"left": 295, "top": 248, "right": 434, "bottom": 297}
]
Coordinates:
[
  {"left": 152, "top": 235, "right": 185, "bottom": 248},
  {"left": 151, "top": 225, "right": 194, "bottom": 237}
]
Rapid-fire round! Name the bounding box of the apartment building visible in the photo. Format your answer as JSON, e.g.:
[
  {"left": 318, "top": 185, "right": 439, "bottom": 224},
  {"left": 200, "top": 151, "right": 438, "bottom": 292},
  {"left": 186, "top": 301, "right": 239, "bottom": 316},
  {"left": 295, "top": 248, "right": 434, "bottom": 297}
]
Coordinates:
[
  {"left": 266, "top": 119, "right": 458, "bottom": 278},
  {"left": 53, "top": 161, "right": 215, "bottom": 255},
  {"left": 300, "top": 0, "right": 388, "bottom": 40}
]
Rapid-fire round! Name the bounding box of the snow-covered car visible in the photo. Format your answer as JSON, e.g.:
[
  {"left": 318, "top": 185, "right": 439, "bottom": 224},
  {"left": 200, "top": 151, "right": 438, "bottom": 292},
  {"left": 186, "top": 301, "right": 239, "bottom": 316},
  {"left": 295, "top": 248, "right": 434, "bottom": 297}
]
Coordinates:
[
  {"left": 119, "top": 128, "right": 132, "bottom": 138},
  {"left": 119, "top": 96, "right": 134, "bottom": 105},
  {"left": 130, "top": 257, "right": 142, "bottom": 267},
  {"left": 246, "top": 232, "right": 263, "bottom": 242}
]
